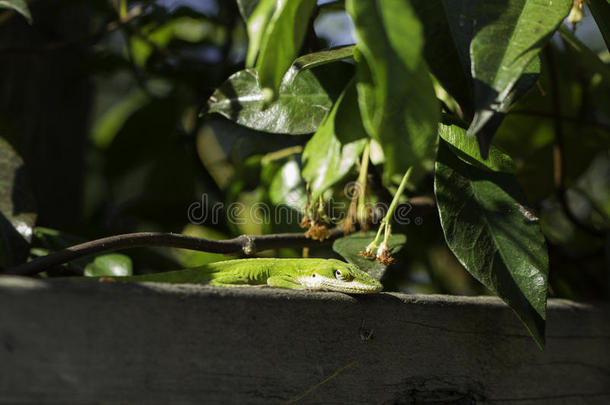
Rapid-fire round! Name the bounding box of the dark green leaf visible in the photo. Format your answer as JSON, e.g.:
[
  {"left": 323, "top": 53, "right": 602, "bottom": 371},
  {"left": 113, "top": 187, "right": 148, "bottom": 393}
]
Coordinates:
[
  {"left": 333, "top": 232, "right": 406, "bottom": 280},
  {"left": 302, "top": 80, "right": 368, "bottom": 200},
  {"left": 434, "top": 139, "right": 548, "bottom": 347},
  {"left": 589, "top": 0, "right": 610, "bottom": 50},
  {"left": 439, "top": 124, "right": 516, "bottom": 173},
  {"left": 466, "top": 0, "right": 571, "bottom": 142},
  {"left": 207, "top": 62, "right": 353, "bottom": 134},
  {"left": 255, "top": 0, "right": 317, "bottom": 95},
  {"left": 412, "top": 0, "right": 475, "bottom": 118},
  {"left": 412, "top": 0, "right": 570, "bottom": 156},
  {"left": 0, "top": 133, "right": 36, "bottom": 269},
  {"left": 347, "top": 0, "right": 439, "bottom": 184},
  {"left": 0, "top": 0, "right": 32, "bottom": 24},
  {"left": 84, "top": 254, "right": 133, "bottom": 277}
]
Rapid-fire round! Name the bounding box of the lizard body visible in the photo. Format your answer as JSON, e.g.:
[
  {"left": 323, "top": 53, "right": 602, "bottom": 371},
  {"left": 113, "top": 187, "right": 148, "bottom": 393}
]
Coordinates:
[{"left": 109, "top": 258, "right": 382, "bottom": 294}]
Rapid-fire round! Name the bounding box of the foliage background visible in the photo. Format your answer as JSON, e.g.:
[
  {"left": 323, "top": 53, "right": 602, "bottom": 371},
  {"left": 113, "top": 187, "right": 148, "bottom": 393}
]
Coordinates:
[{"left": 0, "top": 0, "right": 609, "bottom": 306}]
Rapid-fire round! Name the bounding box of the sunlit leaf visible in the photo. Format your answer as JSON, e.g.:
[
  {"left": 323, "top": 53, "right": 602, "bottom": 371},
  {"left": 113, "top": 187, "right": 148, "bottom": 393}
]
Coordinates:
[
  {"left": 244, "top": 0, "right": 276, "bottom": 67},
  {"left": 0, "top": 0, "right": 32, "bottom": 24},
  {"left": 347, "top": 0, "right": 439, "bottom": 184},
  {"left": 434, "top": 139, "right": 549, "bottom": 347},
  {"left": 84, "top": 254, "right": 133, "bottom": 277},
  {"left": 439, "top": 124, "right": 516, "bottom": 173},
  {"left": 466, "top": 0, "right": 571, "bottom": 147},
  {"left": 269, "top": 157, "right": 307, "bottom": 211},
  {"left": 255, "top": 0, "right": 317, "bottom": 95},
  {"left": 302, "top": 80, "right": 368, "bottom": 200},
  {"left": 207, "top": 62, "right": 353, "bottom": 134},
  {"left": 412, "top": 0, "right": 570, "bottom": 157}
]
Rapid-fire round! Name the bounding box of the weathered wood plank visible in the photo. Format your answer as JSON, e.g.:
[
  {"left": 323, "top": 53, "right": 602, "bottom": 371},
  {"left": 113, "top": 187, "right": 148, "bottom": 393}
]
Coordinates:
[{"left": 1, "top": 276, "right": 609, "bottom": 404}]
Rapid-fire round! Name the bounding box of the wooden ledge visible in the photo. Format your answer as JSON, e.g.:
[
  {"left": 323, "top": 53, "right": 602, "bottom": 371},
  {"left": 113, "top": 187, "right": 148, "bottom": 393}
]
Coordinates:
[{"left": 1, "top": 276, "right": 609, "bottom": 404}]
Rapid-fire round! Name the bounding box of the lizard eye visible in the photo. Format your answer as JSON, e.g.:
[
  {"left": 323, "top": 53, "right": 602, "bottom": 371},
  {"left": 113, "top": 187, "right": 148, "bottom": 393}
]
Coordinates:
[{"left": 335, "top": 270, "right": 344, "bottom": 280}]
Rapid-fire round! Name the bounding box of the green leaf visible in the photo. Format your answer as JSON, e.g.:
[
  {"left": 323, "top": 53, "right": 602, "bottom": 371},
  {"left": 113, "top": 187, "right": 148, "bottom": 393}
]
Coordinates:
[
  {"left": 411, "top": 0, "right": 570, "bottom": 156},
  {"left": 269, "top": 157, "right": 307, "bottom": 211},
  {"left": 244, "top": 0, "right": 276, "bottom": 67},
  {"left": 207, "top": 62, "right": 353, "bottom": 134},
  {"left": 411, "top": 0, "right": 475, "bottom": 118},
  {"left": 302, "top": 80, "right": 368, "bottom": 200},
  {"left": 434, "top": 139, "right": 548, "bottom": 347},
  {"left": 333, "top": 232, "right": 406, "bottom": 280},
  {"left": 589, "top": 0, "right": 610, "bottom": 51},
  {"left": 439, "top": 124, "right": 516, "bottom": 174},
  {"left": 91, "top": 90, "right": 150, "bottom": 149},
  {"left": 473, "top": 56, "right": 540, "bottom": 158},
  {"left": 466, "top": 0, "right": 572, "bottom": 143},
  {"left": 0, "top": 0, "right": 32, "bottom": 24},
  {"left": 347, "top": 0, "right": 439, "bottom": 184},
  {"left": 255, "top": 0, "right": 317, "bottom": 95},
  {"left": 0, "top": 133, "right": 36, "bottom": 269},
  {"left": 237, "top": 0, "right": 260, "bottom": 20},
  {"left": 84, "top": 254, "right": 133, "bottom": 277},
  {"left": 282, "top": 46, "right": 355, "bottom": 84}
]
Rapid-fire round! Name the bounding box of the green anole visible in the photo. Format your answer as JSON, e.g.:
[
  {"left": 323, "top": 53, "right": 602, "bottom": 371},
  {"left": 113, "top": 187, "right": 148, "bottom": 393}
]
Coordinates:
[{"left": 101, "top": 258, "right": 383, "bottom": 294}]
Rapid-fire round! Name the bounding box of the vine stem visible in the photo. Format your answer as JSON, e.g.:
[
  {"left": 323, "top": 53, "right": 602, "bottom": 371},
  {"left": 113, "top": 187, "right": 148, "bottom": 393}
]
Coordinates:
[
  {"left": 367, "top": 167, "right": 413, "bottom": 251},
  {"left": 5, "top": 230, "right": 347, "bottom": 277}
]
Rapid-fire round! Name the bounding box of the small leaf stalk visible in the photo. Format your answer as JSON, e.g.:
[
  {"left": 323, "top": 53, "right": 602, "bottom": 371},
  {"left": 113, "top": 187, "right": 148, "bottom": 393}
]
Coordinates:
[{"left": 363, "top": 167, "right": 412, "bottom": 264}]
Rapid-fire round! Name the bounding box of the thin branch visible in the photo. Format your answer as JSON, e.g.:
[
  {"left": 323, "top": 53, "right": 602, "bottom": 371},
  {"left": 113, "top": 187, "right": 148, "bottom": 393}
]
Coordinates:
[
  {"left": 5, "top": 229, "right": 347, "bottom": 277},
  {"left": 544, "top": 45, "right": 605, "bottom": 238}
]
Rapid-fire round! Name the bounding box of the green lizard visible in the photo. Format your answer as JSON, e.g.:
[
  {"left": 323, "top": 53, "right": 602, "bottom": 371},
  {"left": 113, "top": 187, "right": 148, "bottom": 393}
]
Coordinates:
[{"left": 102, "top": 258, "right": 382, "bottom": 294}]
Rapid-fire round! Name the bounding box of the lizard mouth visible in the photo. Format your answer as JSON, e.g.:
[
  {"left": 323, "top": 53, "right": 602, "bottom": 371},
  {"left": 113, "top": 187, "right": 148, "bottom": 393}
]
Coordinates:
[{"left": 298, "top": 276, "right": 382, "bottom": 294}]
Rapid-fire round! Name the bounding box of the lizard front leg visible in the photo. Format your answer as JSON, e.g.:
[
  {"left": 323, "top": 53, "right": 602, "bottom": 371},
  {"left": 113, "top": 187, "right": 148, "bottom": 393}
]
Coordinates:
[{"left": 266, "top": 275, "right": 305, "bottom": 290}]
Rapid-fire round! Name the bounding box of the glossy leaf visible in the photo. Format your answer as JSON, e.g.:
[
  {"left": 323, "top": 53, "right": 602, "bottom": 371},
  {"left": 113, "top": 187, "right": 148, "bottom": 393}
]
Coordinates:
[
  {"left": 0, "top": 134, "right": 36, "bottom": 269},
  {"left": 589, "top": 0, "right": 610, "bottom": 50},
  {"left": 473, "top": 57, "right": 540, "bottom": 158},
  {"left": 434, "top": 139, "right": 548, "bottom": 347},
  {"left": 207, "top": 62, "right": 353, "bottom": 134},
  {"left": 466, "top": 0, "right": 571, "bottom": 143},
  {"left": 302, "top": 80, "right": 368, "bottom": 200},
  {"left": 84, "top": 254, "right": 133, "bottom": 277},
  {"left": 412, "top": 0, "right": 570, "bottom": 156},
  {"left": 282, "top": 46, "right": 355, "bottom": 84},
  {"left": 347, "top": 0, "right": 439, "bottom": 184},
  {"left": 333, "top": 232, "right": 406, "bottom": 280},
  {"left": 255, "top": 0, "right": 317, "bottom": 95},
  {"left": 439, "top": 124, "right": 516, "bottom": 174},
  {"left": 0, "top": 0, "right": 32, "bottom": 24},
  {"left": 245, "top": 0, "right": 276, "bottom": 67}
]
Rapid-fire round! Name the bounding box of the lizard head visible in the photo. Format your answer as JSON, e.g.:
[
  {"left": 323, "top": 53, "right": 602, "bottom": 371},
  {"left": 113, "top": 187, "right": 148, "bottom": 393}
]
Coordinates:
[{"left": 300, "top": 259, "right": 383, "bottom": 294}]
